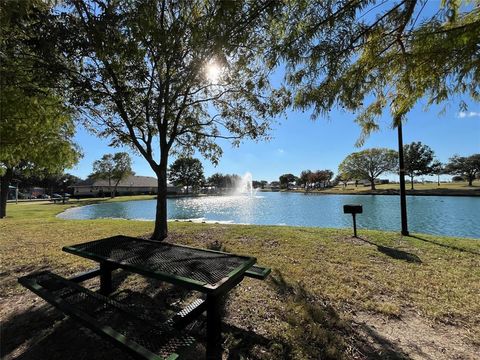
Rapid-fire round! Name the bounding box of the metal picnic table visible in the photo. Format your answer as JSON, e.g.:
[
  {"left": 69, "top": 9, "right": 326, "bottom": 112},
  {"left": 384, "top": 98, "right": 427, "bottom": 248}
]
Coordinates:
[{"left": 61, "top": 235, "right": 261, "bottom": 359}]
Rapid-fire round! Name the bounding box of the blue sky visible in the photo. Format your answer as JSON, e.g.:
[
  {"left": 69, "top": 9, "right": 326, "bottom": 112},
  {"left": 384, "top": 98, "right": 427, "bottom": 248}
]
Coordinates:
[
  {"left": 66, "top": 1, "right": 480, "bottom": 182},
  {"left": 68, "top": 97, "right": 480, "bottom": 182}
]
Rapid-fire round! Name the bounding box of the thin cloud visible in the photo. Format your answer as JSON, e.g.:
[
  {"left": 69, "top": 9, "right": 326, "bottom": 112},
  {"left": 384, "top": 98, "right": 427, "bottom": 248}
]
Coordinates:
[
  {"left": 458, "top": 111, "right": 480, "bottom": 118},
  {"left": 277, "top": 148, "right": 285, "bottom": 154}
]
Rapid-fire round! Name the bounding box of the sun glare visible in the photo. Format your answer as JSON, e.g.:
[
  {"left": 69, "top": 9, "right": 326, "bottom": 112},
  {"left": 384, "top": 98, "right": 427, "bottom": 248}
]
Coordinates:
[{"left": 205, "top": 60, "right": 222, "bottom": 83}]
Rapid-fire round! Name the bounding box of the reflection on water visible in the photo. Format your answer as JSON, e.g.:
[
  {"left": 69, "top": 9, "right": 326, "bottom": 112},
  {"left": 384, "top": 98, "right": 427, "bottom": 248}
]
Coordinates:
[{"left": 58, "top": 193, "right": 480, "bottom": 238}]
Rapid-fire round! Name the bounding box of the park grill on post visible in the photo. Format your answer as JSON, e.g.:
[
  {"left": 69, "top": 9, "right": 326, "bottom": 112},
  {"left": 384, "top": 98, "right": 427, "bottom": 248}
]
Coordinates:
[{"left": 343, "top": 204, "right": 363, "bottom": 238}]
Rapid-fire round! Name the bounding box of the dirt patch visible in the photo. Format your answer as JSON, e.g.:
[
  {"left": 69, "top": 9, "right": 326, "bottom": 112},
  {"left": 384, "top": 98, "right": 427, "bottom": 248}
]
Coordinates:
[
  {"left": 352, "top": 311, "right": 479, "bottom": 360},
  {"left": 2, "top": 273, "right": 479, "bottom": 360}
]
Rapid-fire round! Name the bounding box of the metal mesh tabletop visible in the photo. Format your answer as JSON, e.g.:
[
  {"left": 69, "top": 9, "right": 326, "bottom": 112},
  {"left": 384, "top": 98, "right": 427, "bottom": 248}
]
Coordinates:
[{"left": 63, "top": 235, "right": 256, "bottom": 292}]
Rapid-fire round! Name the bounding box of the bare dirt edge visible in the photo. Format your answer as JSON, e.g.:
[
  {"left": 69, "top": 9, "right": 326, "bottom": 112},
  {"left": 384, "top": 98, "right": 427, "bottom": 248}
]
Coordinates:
[
  {"left": 2, "top": 291, "right": 479, "bottom": 360},
  {"left": 352, "top": 311, "right": 478, "bottom": 360}
]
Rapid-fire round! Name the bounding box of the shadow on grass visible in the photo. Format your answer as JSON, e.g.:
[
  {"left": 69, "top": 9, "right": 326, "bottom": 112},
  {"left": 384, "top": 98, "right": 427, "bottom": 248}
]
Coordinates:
[
  {"left": 408, "top": 235, "right": 480, "bottom": 256},
  {"left": 3, "top": 267, "right": 414, "bottom": 360},
  {"left": 2, "top": 269, "right": 285, "bottom": 360},
  {"left": 357, "top": 237, "right": 422, "bottom": 264},
  {"left": 268, "top": 270, "right": 411, "bottom": 360}
]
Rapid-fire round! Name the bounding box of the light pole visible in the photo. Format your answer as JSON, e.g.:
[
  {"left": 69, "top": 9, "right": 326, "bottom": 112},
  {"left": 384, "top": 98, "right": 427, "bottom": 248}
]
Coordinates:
[
  {"left": 397, "top": 120, "right": 409, "bottom": 236},
  {"left": 62, "top": 179, "right": 67, "bottom": 204}
]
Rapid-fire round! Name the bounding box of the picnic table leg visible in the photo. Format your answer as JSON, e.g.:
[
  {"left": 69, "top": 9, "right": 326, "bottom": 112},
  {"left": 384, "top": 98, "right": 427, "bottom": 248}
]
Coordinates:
[
  {"left": 206, "top": 293, "right": 223, "bottom": 360},
  {"left": 99, "top": 262, "right": 113, "bottom": 295}
]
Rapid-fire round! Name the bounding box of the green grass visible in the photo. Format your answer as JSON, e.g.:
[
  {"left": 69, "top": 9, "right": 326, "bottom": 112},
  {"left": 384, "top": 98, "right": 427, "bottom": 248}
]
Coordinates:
[
  {"left": 319, "top": 180, "right": 480, "bottom": 194},
  {"left": 1, "top": 198, "right": 479, "bottom": 358}
]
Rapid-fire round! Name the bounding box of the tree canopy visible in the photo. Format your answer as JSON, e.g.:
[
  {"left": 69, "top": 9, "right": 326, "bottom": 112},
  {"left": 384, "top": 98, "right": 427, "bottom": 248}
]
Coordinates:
[
  {"left": 168, "top": 157, "right": 205, "bottom": 194},
  {"left": 91, "top": 152, "right": 134, "bottom": 197},
  {"left": 338, "top": 148, "right": 398, "bottom": 190},
  {"left": 445, "top": 154, "right": 480, "bottom": 186},
  {"left": 403, "top": 142, "right": 435, "bottom": 189},
  {"left": 0, "top": 0, "right": 81, "bottom": 218},
  {"left": 279, "top": 173, "right": 297, "bottom": 188},
  {"left": 49, "top": 0, "right": 286, "bottom": 239},
  {"left": 271, "top": 0, "right": 480, "bottom": 143}
]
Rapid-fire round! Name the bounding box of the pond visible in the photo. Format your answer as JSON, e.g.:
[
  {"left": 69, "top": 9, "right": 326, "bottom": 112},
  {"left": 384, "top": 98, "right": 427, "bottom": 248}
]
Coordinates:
[{"left": 58, "top": 192, "right": 480, "bottom": 238}]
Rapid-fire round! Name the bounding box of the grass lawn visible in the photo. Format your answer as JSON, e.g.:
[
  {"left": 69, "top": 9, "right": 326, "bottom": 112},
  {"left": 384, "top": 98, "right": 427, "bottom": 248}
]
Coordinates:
[{"left": 1, "top": 198, "right": 479, "bottom": 359}]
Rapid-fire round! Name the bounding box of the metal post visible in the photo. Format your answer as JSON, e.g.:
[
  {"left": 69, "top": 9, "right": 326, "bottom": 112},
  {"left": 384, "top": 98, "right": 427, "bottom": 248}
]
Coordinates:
[
  {"left": 352, "top": 213, "right": 357, "bottom": 237},
  {"left": 397, "top": 121, "right": 409, "bottom": 236},
  {"left": 206, "top": 294, "right": 222, "bottom": 360},
  {"left": 100, "top": 262, "right": 113, "bottom": 295}
]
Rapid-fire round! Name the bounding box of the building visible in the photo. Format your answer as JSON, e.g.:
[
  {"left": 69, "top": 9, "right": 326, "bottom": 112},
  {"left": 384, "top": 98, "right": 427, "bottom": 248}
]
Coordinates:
[{"left": 73, "top": 175, "right": 178, "bottom": 197}]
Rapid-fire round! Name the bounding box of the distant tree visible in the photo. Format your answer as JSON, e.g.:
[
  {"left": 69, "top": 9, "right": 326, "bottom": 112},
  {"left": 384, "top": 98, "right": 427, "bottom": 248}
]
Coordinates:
[
  {"left": 91, "top": 152, "right": 134, "bottom": 198},
  {"left": 207, "top": 173, "right": 226, "bottom": 189},
  {"left": 403, "top": 142, "right": 435, "bottom": 189},
  {"left": 260, "top": 180, "right": 268, "bottom": 189},
  {"left": 298, "top": 170, "right": 312, "bottom": 188},
  {"left": 168, "top": 157, "right": 205, "bottom": 194},
  {"left": 10, "top": 170, "right": 82, "bottom": 196},
  {"left": 445, "top": 154, "right": 480, "bottom": 186},
  {"left": 429, "top": 160, "right": 444, "bottom": 187},
  {"left": 315, "top": 170, "right": 334, "bottom": 188},
  {"left": 226, "top": 174, "right": 242, "bottom": 190},
  {"left": 252, "top": 180, "right": 266, "bottom": 189},
  {"left": 339, "top": 149, "right": 398, "bottom": 190},
  {"left": 279, "top": 173, "right": 297, "bottom": 189},
  {"left": 335, "top": 172, "right": 350, "bottom": 188}
]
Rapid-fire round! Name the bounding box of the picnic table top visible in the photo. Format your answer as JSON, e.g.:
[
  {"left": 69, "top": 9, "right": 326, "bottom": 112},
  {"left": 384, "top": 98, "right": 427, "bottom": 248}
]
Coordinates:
[{"left": 63, "top": 235, "right": 256, "bottom": 294}]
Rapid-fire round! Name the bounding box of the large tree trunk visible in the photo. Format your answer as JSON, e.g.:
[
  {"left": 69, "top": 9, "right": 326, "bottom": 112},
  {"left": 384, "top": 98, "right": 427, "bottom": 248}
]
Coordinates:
[
  {"left": 152, "top": 162, "right": 168, "bottom": 241},
  {"left": 370, "top": 179, "right": 376, "bottom": 190},
  {"left": 113, "top": 179, "right": 121, "bottom": 198},
  {"left": 109, "top": 178, "right": 113, "bottom": 198},
  {"left": 410, "top": 175, "right": 414, "bottom": 190},
  {"left": 0, "top": 167, "right": 13, "bottom": 218},
  {"left": 468, "top": 176, "right": 473, "bottom": 186}
]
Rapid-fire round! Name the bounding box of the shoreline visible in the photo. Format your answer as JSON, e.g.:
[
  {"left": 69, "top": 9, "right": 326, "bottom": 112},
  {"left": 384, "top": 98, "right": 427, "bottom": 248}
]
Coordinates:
[{"left": 260, "top": 188, "right": 480, "bottom": 197}]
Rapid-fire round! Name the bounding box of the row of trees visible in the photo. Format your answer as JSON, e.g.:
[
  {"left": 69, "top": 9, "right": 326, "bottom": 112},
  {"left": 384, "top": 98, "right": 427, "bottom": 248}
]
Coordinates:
[
  {"left": 278, "top": 170, "right": 334, "bottom": 189},
  {"left": 278, "top": 145, "right": 479, "bottom": 191},
  {"left": 338, "top": 146, "right": 480, "bottom": 190}
]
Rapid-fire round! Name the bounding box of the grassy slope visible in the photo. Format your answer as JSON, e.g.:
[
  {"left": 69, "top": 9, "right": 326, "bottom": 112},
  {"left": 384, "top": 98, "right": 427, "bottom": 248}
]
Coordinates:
[
  {"left": 1, "top": 199, "right": 479, "bottom": 358},
  {"left": 308, "top": 181, "right": 480, "bottom": 195}
]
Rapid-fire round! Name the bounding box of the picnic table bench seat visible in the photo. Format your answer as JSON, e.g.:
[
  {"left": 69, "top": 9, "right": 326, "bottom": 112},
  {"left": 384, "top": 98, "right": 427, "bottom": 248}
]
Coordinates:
[
  {"left": 18, "top": 271, "right": 197, "bottom": 360},
  {"left": 244, "top": 265, "right": 271, "bottom": 280}
]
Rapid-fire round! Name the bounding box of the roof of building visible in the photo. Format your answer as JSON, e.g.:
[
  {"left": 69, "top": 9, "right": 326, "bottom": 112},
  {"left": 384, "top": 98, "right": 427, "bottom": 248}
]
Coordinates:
[{"left": 74, "top": 175, "right": 159, "bottom": 188}]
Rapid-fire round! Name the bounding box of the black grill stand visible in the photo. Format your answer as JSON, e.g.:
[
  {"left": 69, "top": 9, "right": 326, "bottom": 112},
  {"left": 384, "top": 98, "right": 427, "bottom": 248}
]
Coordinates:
[{"left": 343, "top": 204, "right": 363, "bottom": 238}]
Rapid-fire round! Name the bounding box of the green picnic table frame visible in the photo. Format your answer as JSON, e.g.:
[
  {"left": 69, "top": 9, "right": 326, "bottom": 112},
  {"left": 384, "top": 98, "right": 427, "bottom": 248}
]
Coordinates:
[{"left": 62, "top": 235, "right": 259, "bottom": 359}]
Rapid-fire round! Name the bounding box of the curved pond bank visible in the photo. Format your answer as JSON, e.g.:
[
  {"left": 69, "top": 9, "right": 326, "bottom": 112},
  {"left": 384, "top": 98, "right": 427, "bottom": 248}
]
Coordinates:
[{"left": 58, "top": 192, "right": 480, "bottom": 239}]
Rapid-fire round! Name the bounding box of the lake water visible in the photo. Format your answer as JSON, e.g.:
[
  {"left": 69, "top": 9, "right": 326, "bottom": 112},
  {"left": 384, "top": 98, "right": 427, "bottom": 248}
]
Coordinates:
[{"left": 58, "top": 192, "right": 480, "bottom": 238}]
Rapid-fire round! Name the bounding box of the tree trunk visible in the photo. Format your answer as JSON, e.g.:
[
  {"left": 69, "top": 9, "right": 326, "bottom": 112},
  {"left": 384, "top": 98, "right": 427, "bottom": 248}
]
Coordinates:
[
  {"left": 0, "top": 167, "right": 13, "bottom": 219},
  {"left": 468, "top": 176, "right": 473, "bottom": 186},
  {"left": 113, "top": 179, "right": 121, "bottom": 198},
  {"left": 410, "top": 175, "right": 414, "bottom": 190},
  {"left": 370, "top": 179, "right": 376, "bottom": 190},
  {"left": 437, "top": 174, "right": 440, "bottom": 186},
  {"left": 151, "top": 162, "right": 168, "bottom": 241},
  {"left": 109, "top": 178, "right": 113, "bottom": 198}
]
